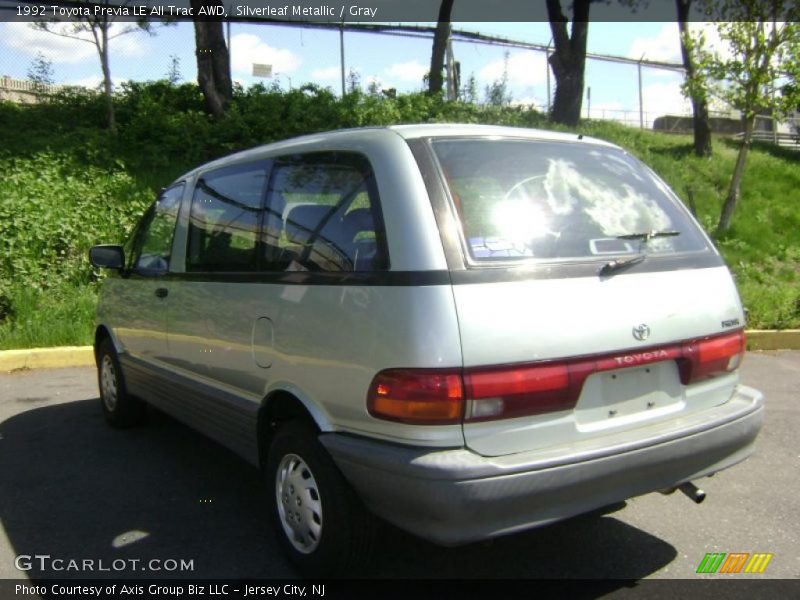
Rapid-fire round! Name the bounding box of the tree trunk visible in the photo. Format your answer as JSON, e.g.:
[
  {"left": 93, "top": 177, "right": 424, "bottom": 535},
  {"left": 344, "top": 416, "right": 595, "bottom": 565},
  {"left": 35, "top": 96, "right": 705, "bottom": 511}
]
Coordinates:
[
  {"left": 191, "top": 1, "right": 232, "bottom": 118},
  {"left": 99, "top": 22, "right": 116, "bottom": 132},
  {"left": 716, "top": 115, "right": 755, "bottom": 236},
  {"left": 546, "top": 0, "right": 590, "bottom": 127},
  {"left": 677, "top": 0, "right": 711, "bottom": 157},
  {"left": 428, "top": 0, "right": 455, "bottom": 95}
]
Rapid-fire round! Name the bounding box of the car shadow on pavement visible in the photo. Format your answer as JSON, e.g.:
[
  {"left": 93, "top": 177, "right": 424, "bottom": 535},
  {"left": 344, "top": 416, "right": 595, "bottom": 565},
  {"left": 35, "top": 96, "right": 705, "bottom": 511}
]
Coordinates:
[{"left": 0, "top": 397, "right": 676, "bottom": 581}]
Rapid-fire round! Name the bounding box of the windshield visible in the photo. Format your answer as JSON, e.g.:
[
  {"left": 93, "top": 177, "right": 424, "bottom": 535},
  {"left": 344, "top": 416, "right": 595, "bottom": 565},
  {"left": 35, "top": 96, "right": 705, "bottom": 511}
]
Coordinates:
[{"left": 431, "top": 138, "right": 707, "bottom": 262}]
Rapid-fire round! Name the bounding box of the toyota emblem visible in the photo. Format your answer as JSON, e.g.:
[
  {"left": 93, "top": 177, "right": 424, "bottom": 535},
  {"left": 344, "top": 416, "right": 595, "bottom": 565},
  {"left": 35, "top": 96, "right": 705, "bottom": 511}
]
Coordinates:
[{"left": 632, "top": 324, "right": 651, "bottom": 341}]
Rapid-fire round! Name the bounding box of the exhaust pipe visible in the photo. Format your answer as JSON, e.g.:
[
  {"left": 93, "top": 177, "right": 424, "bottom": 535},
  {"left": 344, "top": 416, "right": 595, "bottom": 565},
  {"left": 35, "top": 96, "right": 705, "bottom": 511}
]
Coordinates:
[{"left": 678, "top": 481, "right": 706, "bottom": 504}]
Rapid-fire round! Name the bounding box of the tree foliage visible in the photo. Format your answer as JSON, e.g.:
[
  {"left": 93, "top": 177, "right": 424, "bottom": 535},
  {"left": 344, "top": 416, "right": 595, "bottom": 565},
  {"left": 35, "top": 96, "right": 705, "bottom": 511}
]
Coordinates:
[
  {"left": 32, "top": 0, "right": 156, "bottom": 131},
  {"left": 691, "top": 0, "right": 800, "bottom": 235},
  {"left": 27, "top": 52, "right": 55, "bottom": 93}
]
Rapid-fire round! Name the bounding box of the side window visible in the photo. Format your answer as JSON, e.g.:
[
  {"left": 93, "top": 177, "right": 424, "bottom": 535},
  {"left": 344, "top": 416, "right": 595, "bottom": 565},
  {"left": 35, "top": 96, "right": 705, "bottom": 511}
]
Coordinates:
[
  {"left": 263, "top": 152, "right": 388, "bottom": 272},
  {"left": 186, "top": 161, "right": 268, "bottom": 272},
  {"left": 130, "top": 184, "right": 184, "bottom": 274}
]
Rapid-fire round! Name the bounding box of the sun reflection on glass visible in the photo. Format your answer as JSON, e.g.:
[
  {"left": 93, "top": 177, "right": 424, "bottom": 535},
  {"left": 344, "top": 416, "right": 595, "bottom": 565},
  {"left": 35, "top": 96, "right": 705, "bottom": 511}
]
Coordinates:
[{"left": 491, "top": 201, "right": 551, "bottom": 243}]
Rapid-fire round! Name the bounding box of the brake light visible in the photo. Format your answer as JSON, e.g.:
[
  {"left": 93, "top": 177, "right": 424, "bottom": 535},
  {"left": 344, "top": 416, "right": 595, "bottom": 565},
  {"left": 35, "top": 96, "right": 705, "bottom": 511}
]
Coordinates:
[
  {"left": 680, "top": 330, "right": 745, "bottom": 384},
  {"left": 367, "top": 330, "right": 745, "bottom": 425},
  {"left": 367, "top": 369, "right": 464, "bottom": 424},
  {"left": 464, "top": 363, "right": 573, "bottom": 420}
]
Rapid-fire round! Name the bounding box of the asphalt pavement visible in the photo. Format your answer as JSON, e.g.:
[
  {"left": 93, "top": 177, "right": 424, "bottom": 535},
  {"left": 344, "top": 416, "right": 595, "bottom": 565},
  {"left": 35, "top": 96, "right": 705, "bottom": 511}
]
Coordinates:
[{"left": 0, "top": 351, "right": 797, "bottom": 582}]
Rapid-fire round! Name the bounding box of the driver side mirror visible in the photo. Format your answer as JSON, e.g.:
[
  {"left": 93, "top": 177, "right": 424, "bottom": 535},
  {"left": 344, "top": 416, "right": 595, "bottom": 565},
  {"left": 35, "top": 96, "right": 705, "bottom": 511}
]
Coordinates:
[{"left": 89, "top": 245, "right": 125, "bottom": 270}]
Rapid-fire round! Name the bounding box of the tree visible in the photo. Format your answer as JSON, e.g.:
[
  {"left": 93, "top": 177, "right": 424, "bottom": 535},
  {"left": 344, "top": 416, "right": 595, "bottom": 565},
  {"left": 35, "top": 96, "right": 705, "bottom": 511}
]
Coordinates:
[
  {"left": 461, "top": 73, "right": 478, "bottom": 104},
  {"left": 691, "top": 1, "right": 800, "bottom": 235},
  {"left": 32, "top": 1, "right": 154, "bottom": 131},
  {"left": 191, "top": 0, "right": 232, "bottom": 118},
  {"left": 676, "top": 0, "right": 712, "bottom": 157},
  {"left": 484, "top": 52, "right": 512, "bottom": 106},
  {"left": 428, "top": 0, "right": 455, "bottom": 95},
  {"left": 546, "top": 0, "right": 591, "bottom": 126},
  {"left": 165, "top": 55, "right": 182, "bottom": 85},
  {"left": 27, "top": 52, "right": 55, "bottom": 94}
]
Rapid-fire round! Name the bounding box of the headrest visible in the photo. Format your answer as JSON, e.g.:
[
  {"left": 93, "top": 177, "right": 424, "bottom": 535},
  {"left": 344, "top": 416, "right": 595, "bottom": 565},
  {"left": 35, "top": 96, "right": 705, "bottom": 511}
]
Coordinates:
[{"left": 284, "top": 204, "right": 336, "bottom": 244}]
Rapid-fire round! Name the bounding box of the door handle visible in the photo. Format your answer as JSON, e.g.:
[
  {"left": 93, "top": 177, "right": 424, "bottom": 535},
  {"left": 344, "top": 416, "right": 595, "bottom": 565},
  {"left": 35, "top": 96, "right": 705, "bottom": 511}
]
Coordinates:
[{"left": 155, "top": 287, "right": 169, "bottom": 299}]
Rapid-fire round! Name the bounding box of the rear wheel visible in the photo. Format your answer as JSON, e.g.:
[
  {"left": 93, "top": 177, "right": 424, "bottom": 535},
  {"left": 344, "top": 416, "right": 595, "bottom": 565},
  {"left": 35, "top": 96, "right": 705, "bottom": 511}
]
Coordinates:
[
  {"left": 96, "top": 338, "right": 146, "bottom": 428},
  {"left": 266, "top": 421, "right": 375, "bottom": 576}
]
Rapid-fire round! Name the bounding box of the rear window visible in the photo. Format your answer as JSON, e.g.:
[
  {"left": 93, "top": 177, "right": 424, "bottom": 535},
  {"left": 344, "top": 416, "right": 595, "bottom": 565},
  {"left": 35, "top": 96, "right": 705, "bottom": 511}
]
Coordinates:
[{"left": 431, "top": 138, "right": 707, "bottom": 262}]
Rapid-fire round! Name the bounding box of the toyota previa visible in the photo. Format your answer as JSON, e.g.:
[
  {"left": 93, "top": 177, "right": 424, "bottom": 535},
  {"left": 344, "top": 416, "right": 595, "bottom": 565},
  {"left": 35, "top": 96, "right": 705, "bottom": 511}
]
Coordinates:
[{"left": 90, "top": 124, "right": 763, "bottom": 575}]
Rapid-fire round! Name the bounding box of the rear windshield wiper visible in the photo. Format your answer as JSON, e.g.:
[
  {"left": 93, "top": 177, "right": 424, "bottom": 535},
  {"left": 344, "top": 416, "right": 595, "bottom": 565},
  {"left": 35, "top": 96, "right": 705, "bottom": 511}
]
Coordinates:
[
  {"left": 600, "top": 230, "right": 680, "bottom": 276},
  {"left": 599, "top": 253, "right": 646, "bottom": 276},
  {"left": 616, "top": 230, "right": 680, "bottom": 242}
]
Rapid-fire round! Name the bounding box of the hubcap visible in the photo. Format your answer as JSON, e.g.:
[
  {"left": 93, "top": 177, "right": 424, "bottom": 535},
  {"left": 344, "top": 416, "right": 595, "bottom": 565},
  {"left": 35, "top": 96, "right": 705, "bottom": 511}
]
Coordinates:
[
  {"left": 100, "top": 355, "right": 118, "bottom": 412},
  {"left": 275, "top": 453, "right": 322, "bottom": 554}
]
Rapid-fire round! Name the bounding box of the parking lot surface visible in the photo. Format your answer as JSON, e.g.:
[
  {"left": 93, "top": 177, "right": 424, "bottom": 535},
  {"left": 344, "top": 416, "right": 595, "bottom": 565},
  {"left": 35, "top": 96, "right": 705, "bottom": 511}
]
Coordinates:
[{"left": 0, "top": 351, "right": 797, "bottom": 581}]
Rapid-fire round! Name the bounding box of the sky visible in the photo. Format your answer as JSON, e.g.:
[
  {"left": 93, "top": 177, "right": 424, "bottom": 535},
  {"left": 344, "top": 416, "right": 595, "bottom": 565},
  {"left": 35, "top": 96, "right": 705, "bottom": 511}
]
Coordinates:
[{"left": 0, "top": 19, "right": 710, "bottom": 127}]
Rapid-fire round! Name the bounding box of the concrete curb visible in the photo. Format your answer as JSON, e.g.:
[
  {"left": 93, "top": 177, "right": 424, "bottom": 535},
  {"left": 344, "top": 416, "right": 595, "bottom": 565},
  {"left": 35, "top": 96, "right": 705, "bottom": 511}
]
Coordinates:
[
  {"left": 0, "top": 346, "right": 95, "bottom": 372},
  {"left": 1, "top": 330, "right": 799, "bottom": 372},
  {"left": 745, "top": 330, "right": 800, "bottom": 351}
]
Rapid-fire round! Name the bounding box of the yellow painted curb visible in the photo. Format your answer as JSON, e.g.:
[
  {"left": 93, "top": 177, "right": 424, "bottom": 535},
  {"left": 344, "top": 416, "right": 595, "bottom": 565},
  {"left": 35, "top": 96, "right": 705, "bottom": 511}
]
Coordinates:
[
  {"left": 746, "top": 330, "right": 800, "bottom": 351},
  {"left": 0, "top": 346, "right": 94, "bottom": 372}
]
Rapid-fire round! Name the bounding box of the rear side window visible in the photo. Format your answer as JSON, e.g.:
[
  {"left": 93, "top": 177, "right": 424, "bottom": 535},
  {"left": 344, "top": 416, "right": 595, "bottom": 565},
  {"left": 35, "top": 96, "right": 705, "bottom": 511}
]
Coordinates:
[
  {"left": 431, "top": 139, "right": 707, "bottom": 262},
  {"left": 263, "top": 152, "right": 388, "bottom": 272},
  {"left": 187, "top": 161, "right": 269, "bottom": 272}
]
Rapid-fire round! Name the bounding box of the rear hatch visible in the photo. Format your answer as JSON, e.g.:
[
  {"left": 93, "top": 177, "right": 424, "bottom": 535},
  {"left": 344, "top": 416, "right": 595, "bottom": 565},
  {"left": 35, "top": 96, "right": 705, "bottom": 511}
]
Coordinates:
[{"left": 428, "top": 137, "right": 746, "bottom": 457}]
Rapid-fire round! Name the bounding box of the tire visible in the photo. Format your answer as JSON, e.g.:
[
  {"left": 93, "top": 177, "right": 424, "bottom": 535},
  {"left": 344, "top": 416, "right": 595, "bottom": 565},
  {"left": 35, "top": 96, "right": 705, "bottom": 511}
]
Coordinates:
[
  {"left": 96, "top": 338, "right": 147, "bottom": 428},
  {"left": 266, "top": 421, "right": 376, "bottom": 577}
]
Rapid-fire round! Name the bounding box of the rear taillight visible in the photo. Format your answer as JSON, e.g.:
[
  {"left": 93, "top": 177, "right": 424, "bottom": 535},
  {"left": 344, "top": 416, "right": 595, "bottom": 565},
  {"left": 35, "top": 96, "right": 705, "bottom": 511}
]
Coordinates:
[
  {"left": 680, "top": 330, "right": 745, "bottom": 384},
  {"left": 464, "top": 363, "right": 573, "bottom": 421},
  {"left": 367, "top": 330, "right": 745, "bottom": 425},
  {"left": 367, "top": 369, "right": 464, "bottom": 424}
]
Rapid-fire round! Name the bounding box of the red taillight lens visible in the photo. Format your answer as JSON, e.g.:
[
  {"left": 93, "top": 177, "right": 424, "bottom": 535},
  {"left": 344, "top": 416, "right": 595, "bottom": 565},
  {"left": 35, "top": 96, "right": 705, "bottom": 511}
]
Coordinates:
[
  {"left": 367, "top": 331, "right": 745, "bottom": 425},
  {"left": 680, "top": 330, "right": 745, "bottom": 384},
  {"left": 464, "top": 363, "right": 573, "bottom": 420},
  {"left": 367, "top": 369, "right": 464, "bottom": 424}
]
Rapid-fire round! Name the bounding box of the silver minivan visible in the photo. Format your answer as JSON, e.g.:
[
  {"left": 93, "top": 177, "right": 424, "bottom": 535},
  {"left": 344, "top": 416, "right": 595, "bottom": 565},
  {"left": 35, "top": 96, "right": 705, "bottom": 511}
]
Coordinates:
[{"left": 90, "top": 124, "right": 763, "bottom": 575}]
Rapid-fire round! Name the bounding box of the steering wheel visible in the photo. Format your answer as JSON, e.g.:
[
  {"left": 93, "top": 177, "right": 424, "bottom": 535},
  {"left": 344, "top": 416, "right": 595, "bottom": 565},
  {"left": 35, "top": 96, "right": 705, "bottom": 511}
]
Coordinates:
[{"left": 503, "top": 175, "right": 546, "bottom": 202}]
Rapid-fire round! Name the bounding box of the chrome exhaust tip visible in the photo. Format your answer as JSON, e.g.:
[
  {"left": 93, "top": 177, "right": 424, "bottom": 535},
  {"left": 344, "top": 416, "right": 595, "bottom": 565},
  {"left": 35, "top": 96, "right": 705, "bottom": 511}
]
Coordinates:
[{"left": 678, "top": 481, "right": 706, "bottom": 504}]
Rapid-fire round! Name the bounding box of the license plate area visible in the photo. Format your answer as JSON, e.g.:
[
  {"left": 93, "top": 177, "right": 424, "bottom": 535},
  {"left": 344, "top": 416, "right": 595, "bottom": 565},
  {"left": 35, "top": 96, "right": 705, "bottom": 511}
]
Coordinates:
[{"left": 574, "top": 361, "right": 683, "bottom": 431}]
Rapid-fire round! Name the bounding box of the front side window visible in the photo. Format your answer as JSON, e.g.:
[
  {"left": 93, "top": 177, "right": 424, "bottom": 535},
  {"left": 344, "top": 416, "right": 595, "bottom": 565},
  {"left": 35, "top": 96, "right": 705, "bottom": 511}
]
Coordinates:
[
  {"left": 129, "top": 184, "right": 184, "bottom": 274},
  {"left": 186, "top": 161, "right": 269, "bottom": 272},
  {"left": 431, "top": 139, "right": 707, "bottom": 263},
  {"left": 263, "top": 152, "right": 388, "bottom": 272}
]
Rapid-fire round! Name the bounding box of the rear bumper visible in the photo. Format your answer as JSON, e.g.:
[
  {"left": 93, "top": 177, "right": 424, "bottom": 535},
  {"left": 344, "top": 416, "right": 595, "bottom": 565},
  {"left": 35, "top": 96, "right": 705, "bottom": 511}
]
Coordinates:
[{"left": 320, "top": 384, "right": 763, "bottom": 545}]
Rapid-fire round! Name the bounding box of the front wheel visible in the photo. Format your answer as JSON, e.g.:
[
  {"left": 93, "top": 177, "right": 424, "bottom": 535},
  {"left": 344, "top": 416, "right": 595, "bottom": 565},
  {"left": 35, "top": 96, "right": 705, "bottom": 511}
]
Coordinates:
[
  {"left": 266, "top": 421, "right": 375, "bottom": 576},
  {"left": 96, "top": 338, "right": 146, "bottom": 428}
]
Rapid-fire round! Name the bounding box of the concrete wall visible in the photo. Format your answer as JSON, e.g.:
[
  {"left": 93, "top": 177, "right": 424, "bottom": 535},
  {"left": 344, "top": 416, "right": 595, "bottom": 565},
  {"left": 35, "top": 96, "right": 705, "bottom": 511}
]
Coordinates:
[{"left": 0, "top": 76, "right": 61, "bottom": 104}]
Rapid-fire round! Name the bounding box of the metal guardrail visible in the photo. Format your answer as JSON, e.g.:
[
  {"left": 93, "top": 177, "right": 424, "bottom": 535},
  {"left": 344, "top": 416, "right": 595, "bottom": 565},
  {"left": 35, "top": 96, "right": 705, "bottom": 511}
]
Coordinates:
[{"left": 734, "top": 130, "right": 800, "bottom": 149}]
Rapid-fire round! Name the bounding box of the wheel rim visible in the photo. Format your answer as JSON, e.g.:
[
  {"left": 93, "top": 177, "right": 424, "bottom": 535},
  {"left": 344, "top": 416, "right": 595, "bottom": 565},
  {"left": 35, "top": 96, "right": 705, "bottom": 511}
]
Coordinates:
[
  {"left": 275, "top": 453, "right": 323, "bottom": 554},
  {"left": 100, "top": 354, "right": 118, "bottom": 412}
]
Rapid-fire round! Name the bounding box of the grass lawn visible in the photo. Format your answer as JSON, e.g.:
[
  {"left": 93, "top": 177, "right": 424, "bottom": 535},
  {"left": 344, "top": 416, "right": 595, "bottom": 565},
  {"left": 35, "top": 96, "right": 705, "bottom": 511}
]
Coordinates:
[{"left": 0, "top": 87, "right": 797, "bottom": 349}]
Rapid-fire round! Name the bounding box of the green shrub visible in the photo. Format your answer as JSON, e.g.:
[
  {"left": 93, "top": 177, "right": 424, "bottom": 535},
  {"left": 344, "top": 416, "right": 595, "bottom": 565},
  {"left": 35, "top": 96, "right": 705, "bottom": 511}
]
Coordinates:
[
  {"left": 0, "top": 82, "right": 798, "bottom": 348},
  {"left": 0, "top": 153, "right": 150, "bottom": 291}
]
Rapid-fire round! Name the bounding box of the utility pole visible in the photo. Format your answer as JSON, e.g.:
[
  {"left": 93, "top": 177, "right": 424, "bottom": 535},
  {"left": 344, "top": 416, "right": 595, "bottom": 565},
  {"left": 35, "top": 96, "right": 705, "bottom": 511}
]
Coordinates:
[
  {"left": 546, "top": 38, "right": 552, "bottom": 114},
  {"left": 638, "top": 54, "right": 645, "bottom": 130},
  {"left": 340, "top": 19, "right": 346, "bottom": 96},
  {"left": 445, "top": 36, "right": 456, "bottom": 101},
  {"left": 587, "top": 86, "right": 591, "bottom": 119}
]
